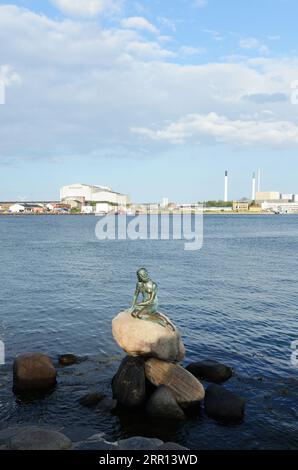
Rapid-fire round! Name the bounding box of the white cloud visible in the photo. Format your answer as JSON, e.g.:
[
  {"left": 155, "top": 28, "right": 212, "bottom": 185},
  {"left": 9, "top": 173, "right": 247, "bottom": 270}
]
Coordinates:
[
  {"left": 240, "top": 37, "right": 269, "bottom": 55},
  {"left": 121, "top": 16, "right": 159, "bottom": 34},
  {"left": 0, "top": 65, "right": 21, "bottom": 86},
  {"left": 203, "top": 29, "right": 223, "bottom": 42},
  {"left": 126, "top": 40, "right": 175, "bottom": 58},
  {"left": 157, "top": 17, "right": 176, "bottom": 32},
  {"left": 179, "top": 46, "right": 205, "bottom": 56},
  {"left": 194, "top": 0, "right": 207, "bottom": 7},
  {"left": 132, "top": 113, "right": 298, "bottom": 147},
  {"left": 51, "top": 0, "right": 119, "bottom": 18}
]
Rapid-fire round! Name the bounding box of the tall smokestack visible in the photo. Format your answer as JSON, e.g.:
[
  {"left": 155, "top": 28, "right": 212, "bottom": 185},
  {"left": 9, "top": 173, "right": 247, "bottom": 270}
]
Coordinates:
[
  {"left": 252, "top": 172, "right": 256, "bottom": 200},
  {"left": 224, "top": 170, "right": 228, "bottom": 202},
  {"left": 257, "top": 168, "right": 261, "bottom": 193}
]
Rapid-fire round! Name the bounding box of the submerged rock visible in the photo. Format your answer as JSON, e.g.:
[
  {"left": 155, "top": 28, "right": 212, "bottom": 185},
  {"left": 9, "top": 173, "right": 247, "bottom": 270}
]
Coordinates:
[
  {"left": 10, "top": 426, "right": 72, "bottom": 450},
  {"left": 79, "top": 392, "right": 104, "bottom": 407},
  {"left": 112, "top": 310, "right": 185, "bottom": 362},
  {"left": 186, "top": 360, "right": 233, "bottom": 384},
  {"left": 74, "top": 440, "right": 115, "bottom": 450},
  {"left": 74, "top": 434, "right": 117, "bottom": 450},
  {"left": 145, "top": 358, "right": 205, "bottom": 408},
  {"left": 204, "top": 384, "right": 245, "bottom": 423},
  {"left": 117, "top": 436, "right": 163, "bottom": 450},
  {"left": 13, "top": 353, "right": 57, "bottom": 394},
  {"left": 146, "top": 385, "right": 186, "bottom": 421},
  {"left": 158, "top": 442, "right": 189, "bottom": 450},
  {"left": 58, "top": 354, "right": 82, "bottom": 366},
  {"left": 112, "top": 356, "right": 146, "bottom": 407},
  {"left": 97, "top": 397, "right": 117, "bottom": 412}
]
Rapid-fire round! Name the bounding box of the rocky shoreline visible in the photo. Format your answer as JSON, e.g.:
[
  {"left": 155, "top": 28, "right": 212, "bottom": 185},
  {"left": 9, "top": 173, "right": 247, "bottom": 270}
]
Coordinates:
[
  {"left": 0, "top": 351, "right": 245, "bottom": 451},
  {"left": 0, "top": 307, "right": 247, "bottom": 451},
  {"left": 0, "top": 425, "right": 188, "bottom": 451}
]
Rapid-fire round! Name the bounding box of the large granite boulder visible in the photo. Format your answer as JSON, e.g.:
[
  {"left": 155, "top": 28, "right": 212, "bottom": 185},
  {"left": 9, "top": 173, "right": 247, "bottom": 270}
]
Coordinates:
[
  {"left": 204, "top": 384, "right": 245, "bottom": 423},
  {"left": 186, "top": 360, "right": 233, "bottom": 384},
  {"left": 13, "top": 353, "right": 57, "bottom": 394},
  {"left": 145, "top": 358, "right": 205, "bottom": 408},
  {"left": 112, "top": 310, "right": 185, "bottom": 362},
  {"left": 146, "top": 385, "right": 186, "bottom": 421},
  {"left": 112, "top": 356, "right": 146, "bottom": 407}
]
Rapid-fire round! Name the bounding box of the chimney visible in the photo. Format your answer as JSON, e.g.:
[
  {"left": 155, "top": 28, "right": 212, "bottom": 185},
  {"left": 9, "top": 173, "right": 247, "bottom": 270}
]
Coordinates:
[
  {"left": 252, "top": 172, "right": 256, "bottom": 200},
  {"left": 224, "top": 170, "right": 228, "bottom": 202},
  {"left": 257, "top": 168, "right": 261, "bottom": 193}
]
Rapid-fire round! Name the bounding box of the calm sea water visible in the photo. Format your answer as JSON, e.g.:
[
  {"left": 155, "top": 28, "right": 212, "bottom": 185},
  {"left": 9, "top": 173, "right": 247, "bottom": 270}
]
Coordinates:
[{"left": 0, "top": 214, "right": 297, "bottom": 449}]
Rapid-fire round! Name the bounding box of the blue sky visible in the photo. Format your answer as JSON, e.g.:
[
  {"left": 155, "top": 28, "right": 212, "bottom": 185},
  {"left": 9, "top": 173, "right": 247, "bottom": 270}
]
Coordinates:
[{"left": 1, "top": 0, "right": 298, "bottom": 202}]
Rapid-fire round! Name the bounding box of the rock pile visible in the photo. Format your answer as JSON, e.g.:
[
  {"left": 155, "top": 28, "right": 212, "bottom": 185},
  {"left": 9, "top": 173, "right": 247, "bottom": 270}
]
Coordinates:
[
  {"left": 112, "top": 309, "right": 245, "bottom": 425},
  {"left": 112, "top": 310, "right": 205, "bottom": 421}
]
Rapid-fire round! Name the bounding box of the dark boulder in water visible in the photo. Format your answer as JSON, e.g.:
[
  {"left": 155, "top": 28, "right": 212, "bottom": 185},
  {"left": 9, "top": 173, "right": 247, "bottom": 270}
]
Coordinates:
[
  {"left": 204, "top": 384, "right": 245, "bottom": 423},
  {"left": 146, "top": 385, "right": 186, "bottom": 421},
  {"left": 186, "top": 360, "right": 233, "bottom": 384},
  {"left": 13, "top": 353, "right": 57, "bottom": 394},
  {"left": 112, "top": 356, "right": 146, "bottom": 407}
]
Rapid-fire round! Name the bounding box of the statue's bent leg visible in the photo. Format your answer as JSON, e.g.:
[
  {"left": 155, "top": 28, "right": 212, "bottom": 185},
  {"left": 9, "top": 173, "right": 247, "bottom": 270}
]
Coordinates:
[{"left": 131, "top": 306, "right": 148, "bottom": 319}]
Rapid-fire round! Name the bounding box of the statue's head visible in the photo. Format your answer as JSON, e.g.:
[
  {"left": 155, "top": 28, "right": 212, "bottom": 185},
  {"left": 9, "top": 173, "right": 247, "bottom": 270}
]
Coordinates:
[{"left": 137, "top": 267, "right": 149, "bottom": 282}]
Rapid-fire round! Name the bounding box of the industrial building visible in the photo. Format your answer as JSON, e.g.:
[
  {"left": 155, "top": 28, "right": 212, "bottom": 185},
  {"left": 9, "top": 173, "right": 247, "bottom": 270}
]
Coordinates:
[
  {"left": 60, "top": 183, "right": 129, "bottom": 209},
  {"left": 262, "top": 201, "right": 298, "bottom": 213},
  {"left": 255, "top": 191, "right": 280, "bottom": 202},
  {"left": 232, "top": 201, "right": 249, "bottom": 212},
  {"left": 9, "top": 203, "right": 44, "bottom": 213}
]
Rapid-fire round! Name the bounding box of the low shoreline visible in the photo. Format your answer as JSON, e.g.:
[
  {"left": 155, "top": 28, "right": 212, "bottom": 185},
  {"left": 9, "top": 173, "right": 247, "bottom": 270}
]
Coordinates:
[{"left": 0, "top": 212, "right": 295, "bottom": 216}]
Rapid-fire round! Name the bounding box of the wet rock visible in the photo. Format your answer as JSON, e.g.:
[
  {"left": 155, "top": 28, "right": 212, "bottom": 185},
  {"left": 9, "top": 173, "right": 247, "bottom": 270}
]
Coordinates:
[
  {"left": 58, "top": 354, "right": 81, "bottom": 366},
  {"left": 117, "top": 436, "right": 163, "bottom": 450},
  {"left": 13, "top": 353, "right": 57, "bottom": 394},
  {"left": 158, "top": 442, "right": 189, "bottom": 450},
  {"left": 97, "top": 397, "right": 117, "bottom": 412},
  {"left": 74, "top": 441, "right": 115, "bottom": 450},
  {"left": 79, "top": 392, "right": 104, "bottom": 407},
  {"left": 146, "top": 385, "right": 186, "bottom": 421},
  {"left": 204, "top": 384, "right": 245, "bottom": 423},
  {"left": 145, "top": 358, "right": 205, "bottom": 408},
  {"left": 74, "top": 435, "right": 116, "bottom": 450},
  {"left": 186, "top": 360, "right": 233, "bottom": 384},
  {"left": 0, "top": 426, "right": 24, "bottom": 445},
  {"left": 112, "top": 310, "right": 185, "bottom": 362},
  {"left": 10, "top": 426, "right": 72, "bottom": 450},
  {"left": 112, "top": 356, "right": 146, "bottom": 407}
]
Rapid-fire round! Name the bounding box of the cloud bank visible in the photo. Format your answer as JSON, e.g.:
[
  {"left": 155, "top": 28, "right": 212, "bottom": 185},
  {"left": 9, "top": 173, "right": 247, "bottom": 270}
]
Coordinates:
[
  {"left": 1, "top": 4, "right": 298, "bottom": 163},
  {"left": 51, "top": 0, "right": 119, "bottom": 18}
]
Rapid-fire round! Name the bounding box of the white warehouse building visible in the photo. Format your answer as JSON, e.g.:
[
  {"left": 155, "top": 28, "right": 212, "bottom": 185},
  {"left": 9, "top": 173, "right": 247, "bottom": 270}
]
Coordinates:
[{"left": 60, "top": 183, "right": 129, "bottom": 207}]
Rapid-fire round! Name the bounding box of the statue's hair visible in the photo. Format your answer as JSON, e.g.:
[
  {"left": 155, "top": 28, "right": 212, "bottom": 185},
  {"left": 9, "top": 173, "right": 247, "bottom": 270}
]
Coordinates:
[{"left": 137, "top": 267, "right": 149, "bottom": 279}]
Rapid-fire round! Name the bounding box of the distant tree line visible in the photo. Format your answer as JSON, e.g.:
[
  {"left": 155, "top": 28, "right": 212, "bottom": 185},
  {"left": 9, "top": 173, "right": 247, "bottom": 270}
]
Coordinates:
[{"left": 202, "top": 200, "right": 233, "bottom": 207}]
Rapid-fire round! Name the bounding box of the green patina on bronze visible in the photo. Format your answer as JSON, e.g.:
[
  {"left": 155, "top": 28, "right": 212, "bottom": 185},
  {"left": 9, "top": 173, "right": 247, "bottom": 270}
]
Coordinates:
[{"left": 128, "top": 268, "right": 175, "bottom": 331}]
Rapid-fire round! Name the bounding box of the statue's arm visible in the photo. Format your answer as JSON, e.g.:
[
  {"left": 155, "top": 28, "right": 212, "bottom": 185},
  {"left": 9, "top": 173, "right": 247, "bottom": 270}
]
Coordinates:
[{"left": 131, "top": 283, "right": 140, "bottom": 308}]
